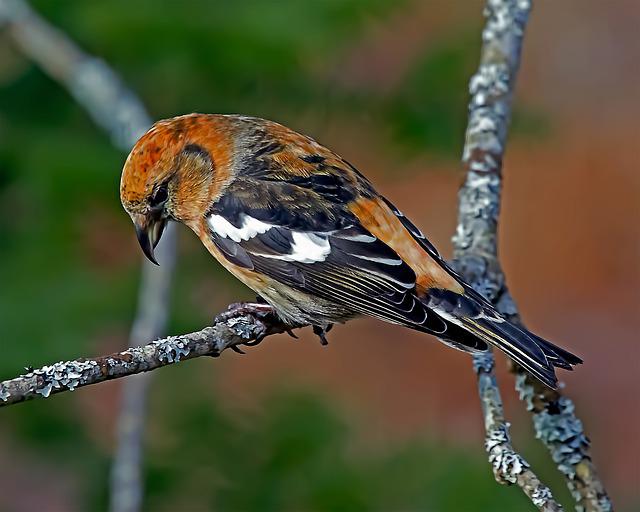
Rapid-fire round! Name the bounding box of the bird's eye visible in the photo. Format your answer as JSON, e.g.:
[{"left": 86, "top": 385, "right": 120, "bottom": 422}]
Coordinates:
[{"left": 150, "top": 183, "right": 169, "bottom": 208}]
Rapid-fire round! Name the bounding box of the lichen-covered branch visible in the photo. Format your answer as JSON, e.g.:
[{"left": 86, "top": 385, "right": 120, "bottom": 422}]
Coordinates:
[
  {"left": 0, "top": 310, "right": 293, "bottom": 407},
  {"left": 474, "top": 355, "right": 559, "bottom": 510},
  {"left": 516, "top": 372, "right": 613, "bottom": 511},
  {"left": 452, "top": 1, "right": 561, "bottom": 510},
  {"left": 453, "top": 1, "right": 611, "bottom": 511}
]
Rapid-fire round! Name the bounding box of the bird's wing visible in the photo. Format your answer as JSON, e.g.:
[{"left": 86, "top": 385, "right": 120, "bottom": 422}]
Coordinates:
[
  {"left": 207, "top": 192, "right": 444, "bottom": 331},
  {"left": 204, "top": 139, "right": 455, "bottom": 333}
]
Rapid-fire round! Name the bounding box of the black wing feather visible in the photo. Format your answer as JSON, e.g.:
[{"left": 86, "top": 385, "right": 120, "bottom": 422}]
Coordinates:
[
  {"left": 209, "top": 172, "right": 439, "bottom": 332},
  {"left": 211, "top": 235, "right": 254, "bottom": 270}
]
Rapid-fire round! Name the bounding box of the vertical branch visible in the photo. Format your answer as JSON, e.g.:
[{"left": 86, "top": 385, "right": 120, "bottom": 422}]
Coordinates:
[
  {"left": 453, "top": 1, "right": 561, "bottom": 510},
  {"left": 0, "top": 2, "right": 176, "bottom": 511},
  {"left": 515, "top": 370, "right": 613, "bottom": 511},
  {"left": 109, "top": 227, "right": 176, "bottom": 512},
  {"left": 454, "top": 1, "right": 612, "bottom": 511}
]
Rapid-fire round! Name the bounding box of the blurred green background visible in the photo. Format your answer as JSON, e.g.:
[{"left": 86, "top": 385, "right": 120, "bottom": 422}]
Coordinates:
[{"left": 1, "top": 1, "right": 638, "bottom": 511}]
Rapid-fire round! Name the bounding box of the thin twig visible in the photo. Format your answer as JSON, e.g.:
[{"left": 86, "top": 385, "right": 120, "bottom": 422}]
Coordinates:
[
  {"left": 452, "top": 1, "right": 562, "bottom": 510},
  {"left": 0, "top": 310, "right": 294, "bottom": 407}
]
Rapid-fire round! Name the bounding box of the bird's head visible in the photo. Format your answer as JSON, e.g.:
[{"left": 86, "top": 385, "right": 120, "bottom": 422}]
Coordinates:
[{"left": 120, "top": 114, "right": 232, "bottom": 264}]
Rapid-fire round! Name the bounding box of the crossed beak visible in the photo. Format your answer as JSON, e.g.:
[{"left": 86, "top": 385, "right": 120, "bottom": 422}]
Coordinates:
[{"left": 132, "top": 213, "right": 167, "bottom": 265}]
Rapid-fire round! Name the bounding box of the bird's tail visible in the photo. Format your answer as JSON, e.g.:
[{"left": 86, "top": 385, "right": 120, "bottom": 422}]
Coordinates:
[
  {"left": 423, "top": 287, "right": 582, "bottom": 388},
  {"left": 457, "top": 315, "right": 582, "bottom": 388}
]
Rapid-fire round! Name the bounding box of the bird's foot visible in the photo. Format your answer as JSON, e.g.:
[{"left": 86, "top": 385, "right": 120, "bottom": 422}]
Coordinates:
[
  {"left": 312, "top": 324, "right": 333, "bottom": 346},
  {"left": 214, "top": 301, "right": 298, "bottom": 353},
  {"left": 214, "top": 301, "right": 275, "bottom": 325}
]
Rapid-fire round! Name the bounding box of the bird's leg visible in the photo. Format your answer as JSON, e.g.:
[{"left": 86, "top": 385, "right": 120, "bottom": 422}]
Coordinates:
[
  {"left": 312, "top": 324, "right": 333, "bottom": 346},
  {"left": 251, "top": 295, "right": 299, "bottom": 336},
  {"left": 251, "top": 295, "right": 298, "bottom": 338}
]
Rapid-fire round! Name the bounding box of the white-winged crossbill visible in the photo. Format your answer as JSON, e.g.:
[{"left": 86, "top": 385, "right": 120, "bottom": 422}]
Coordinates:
[{"left": 120, "top": 113, "right": 581, "bottom": 388}]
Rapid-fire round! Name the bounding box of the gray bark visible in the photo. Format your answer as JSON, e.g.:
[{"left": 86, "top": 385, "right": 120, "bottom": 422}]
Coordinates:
[
  {"left": 516, "top": 370, "right": 613, "bottom": 511},
  {"left": 0, "top": 312, "right": 290, "bottom": 406}
]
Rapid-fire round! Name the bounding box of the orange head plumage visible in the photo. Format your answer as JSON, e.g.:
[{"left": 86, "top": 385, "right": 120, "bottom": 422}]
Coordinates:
[{"left": 120, "top": 113, "right": 236, "bottom": 263}]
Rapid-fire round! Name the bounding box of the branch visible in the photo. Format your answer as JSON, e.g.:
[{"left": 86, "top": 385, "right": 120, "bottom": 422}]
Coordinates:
[
  {"left": 453, "top": 1, "right": 561, "bottom": 510},
  {"left": 0, "top": 310, "right": 293, "bottom": 407},
  {"left": 515, "top": 367, "right": 613, "bottom": 511},
  {"left": 454, "top": 1, "right": 611, "bottom": 511}
]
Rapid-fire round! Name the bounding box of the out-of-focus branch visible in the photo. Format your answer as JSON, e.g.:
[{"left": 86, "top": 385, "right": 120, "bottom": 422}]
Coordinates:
[
  {"left": 109, "top": 226, "right": 176, "bottom": 512},
  {"left": 0, "top": 308, "right": 294, "bottom": 407},
  {"left": 0, "top": 0, "right": 149, "bottom": 150},
  {"left": 453, "top": 1, "right": 612, "bottom": 511},
  {"left": 453, "top": 1, "right": 560, "bottom": 510},
  {"left": 0, "top": 2, "right": 176, "bottom": 511}
]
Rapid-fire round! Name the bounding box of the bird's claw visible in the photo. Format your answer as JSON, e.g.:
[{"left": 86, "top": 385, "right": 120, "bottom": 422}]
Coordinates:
[
  {"left": 243, "top": 332, "right": 266, "bottom": 347},
  {"left": 313, "top": 325, "right": 332, "bottom": 346},
  {"left": 285, "top": 328, "right": 299, "bottom": 339}
]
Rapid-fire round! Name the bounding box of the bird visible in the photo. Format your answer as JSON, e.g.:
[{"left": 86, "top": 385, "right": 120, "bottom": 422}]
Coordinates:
[{"left": 120, "top": 113, "right": 581, "bottom": 388}]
